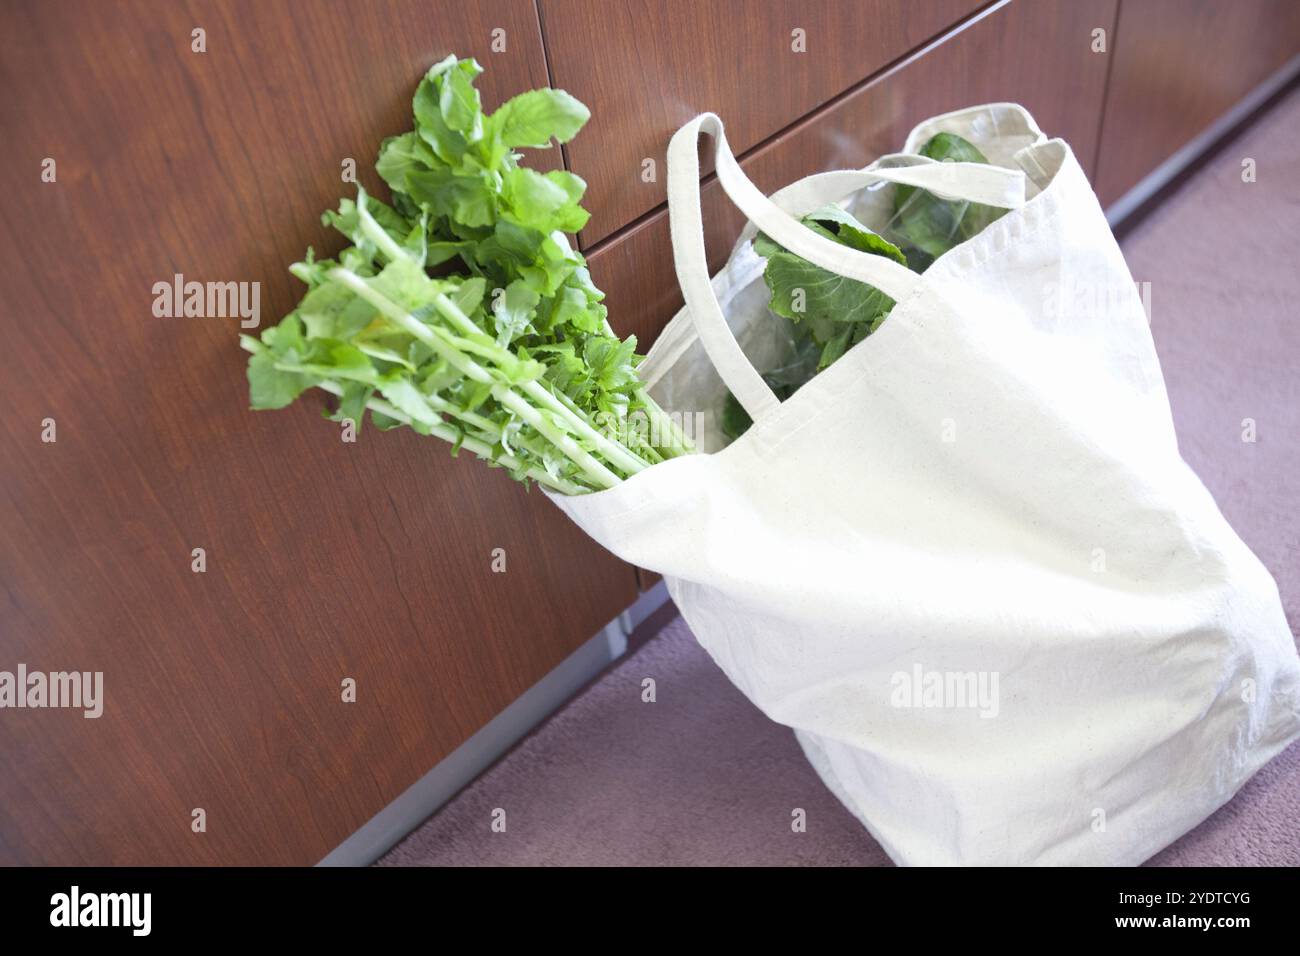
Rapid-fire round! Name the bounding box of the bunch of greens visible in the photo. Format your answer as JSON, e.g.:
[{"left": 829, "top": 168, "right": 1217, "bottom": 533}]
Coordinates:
[
  {"left": 886, "top": 132, "right": 1008, "bottom": 272},
  {"left": 721, "top": 131, "right": 1007, "bottom": 440},
  {"left": 242, "top": 56, "right": 692, "bottom": 494}
]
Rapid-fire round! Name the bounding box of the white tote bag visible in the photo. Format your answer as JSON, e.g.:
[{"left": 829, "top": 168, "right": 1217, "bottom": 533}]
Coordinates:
[{"left": 552, "top": 105, "right": 1300, "bottom": 865}]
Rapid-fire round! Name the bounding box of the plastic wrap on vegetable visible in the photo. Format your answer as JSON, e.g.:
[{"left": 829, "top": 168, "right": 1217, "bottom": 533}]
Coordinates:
[{"left": 721, "top": 132, "right": 1010, "bottom": 442}]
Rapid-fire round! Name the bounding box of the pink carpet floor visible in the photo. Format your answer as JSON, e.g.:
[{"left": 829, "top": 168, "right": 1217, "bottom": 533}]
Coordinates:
[{"left": 379, "top": 87, "right": 1300, "bottom": 867}]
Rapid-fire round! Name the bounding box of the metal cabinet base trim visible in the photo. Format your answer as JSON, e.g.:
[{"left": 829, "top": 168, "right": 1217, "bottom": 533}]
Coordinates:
[{"left": 1107, "top": 53, "right": 1300, "bottom": 228}]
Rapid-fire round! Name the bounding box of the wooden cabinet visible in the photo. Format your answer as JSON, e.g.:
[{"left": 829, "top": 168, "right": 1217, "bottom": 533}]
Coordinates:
[
  {"left": 1, "top": 0, "right": 1288, "bottom": 867},
  {"left": 586, "top": 0, "right": 1119, "bottom": 350},
  {"left": 0, "top": 0, "right": 635, "bottom": 865},
  {"left": 539, "top": 0, "right": 983, "bottom": 245},
  {"left": 1094, "top": 0, "right": 1300, "bottom": 205}
]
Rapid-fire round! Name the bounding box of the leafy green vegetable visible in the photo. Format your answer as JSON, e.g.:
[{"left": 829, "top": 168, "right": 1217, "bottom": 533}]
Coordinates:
[
  {"left": 244, "top": 57, "right": 692, "bottom": 494},
  {"left": 723, "top": 132, "right": 1010, "bottom": 441},
  {"left": 493, "top": 87, "right": 591, "bottom": 148},
  {"left": 721, "top": 335, "right": 819, "bottom": 441},
  {"left": 752, "top": 204, "right": 905, "bottom": 371},
  {"left": 885, "top": 132, "right": 1008, "bottom": 271}
]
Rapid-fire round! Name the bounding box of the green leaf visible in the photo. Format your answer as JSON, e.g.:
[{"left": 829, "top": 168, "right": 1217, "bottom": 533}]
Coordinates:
[
  {"left": 426, "top": 239, "right": 473, "bottom": 267},
  {"left": 719, "top": 337, "right": 816, "bottom": 441},
  {"left": 800, "top": 206, "right": 907, "bottom": 264},
  {"left": 367, "top": 256, "right": 440, "bottom": 316},
  {"left": 476, "top": 220, "right": 543, "bottom": 269},
  {"left": 323, "top": 191, "right": 424, "bottom": 266},
  {"left": 451, "top": 177, "right": 495, "bottom": 226},
  {"left": 888, "top": 132, "right": 1008, "bottom": 261},
  {"left": 922, "top": 131, "right": 989, "bottom": 163},
  {"left": 370, "top": 410, "right": 405, "bottom": 431},
  {"left": 502, "top": 167, "right": 590, "bottom": 234},
  {"left": 375, "top": 132, "right": 436, "bottom": 195},
  {"left": 356, "top": 343, "right": 415, "bottom": 371},
  {"left": 298, "top": 280, "right": 376, "bottom": 341},
  {"left": 543, "top": 169, "right": 587, "bottom": 205},
  {"left": 492, "top": 87, "right": 590, "bottom": 148},
  {"left": 248, "top": 350, "right": 311, "bottom": 410},
  {"left": 376, "top": 374, "right": 441, "bottom": 427},
  {"left": 721, "top": 391, "right": 753, "bottom": 441},
  {"left": 330, "top": 381, "right": 373, "bottom": 433},
  {"left": 754, "top": 205, "right": 905, "bottom": 266},
  {"left": 405, "top": 166, "right": 497, "bottom": 227},
  {"left": 541, "top": 285, "right": 588, "bottom": 333},
  {"left": 413, "top": 73, "right": 466, "bottom": 164},
  {"left": 492, "top": 279, "right": 540, "bottom": 346},
  {"left": 261, "top": 312, "right": 306, "bottom": 354},
  {"left": 322, "top": 344, "right": 384, "bottom": 385},
  {"left": 752, "top": 231, "right": 782, "bottom": 259},
  {"left": 818, "top": 325, "right": 853, "bottom": 368},
  {"left": 450, "top": 276, "right": 487, "bottom": 317},
  {"left": 582, "top": 335, "right": 639, "bottom": 394},
  {"left": 439, "top": 61, "right": 483, "bottom": 138},
  {"left": 893, "top": 132, "right": 989, "bottom": 210},
  {"left": 762, "top": 251, "right": 894, "bottom": 333}
]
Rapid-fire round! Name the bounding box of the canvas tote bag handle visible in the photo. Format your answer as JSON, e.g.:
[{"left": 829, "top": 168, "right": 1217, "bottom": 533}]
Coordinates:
[
  {"left": 666, "top": 112, "right": 1026, "bottom": 421},
  {"left": 733, "top": 160, "right": 1026, "bottom": 251}
]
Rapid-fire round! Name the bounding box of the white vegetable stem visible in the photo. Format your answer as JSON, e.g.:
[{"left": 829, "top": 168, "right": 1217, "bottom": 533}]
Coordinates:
[
  {"left": 356, "top": 193, "right": 651, "bottom": 475},
  {"left": 239, "top": 335, "right": 587, "bottom": 496},
  {"left": 433, "top": 293, "right": 652, "bottom": 474},
  {"left": 314, "top": 382, "right": 587, "bottom": 496},
  {"left": 332, "top": 268, "right": 621, "bottom": 490},
  {"left": 598, "top": 317, "right": 693, "bottom": 457}
]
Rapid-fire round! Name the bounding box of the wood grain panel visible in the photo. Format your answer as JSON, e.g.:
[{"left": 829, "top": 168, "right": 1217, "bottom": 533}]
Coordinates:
[
  {"left": 589, "top": 0, "right": 1118, "bottom": 352},
  {"left": 635, "top": 568, "right": 663, "bottom": 591},
  {"left": 1094, "top": 0, "right": 1300, "bottom": 206},
  {"left": 540, "top": 0, "right": 985, "bottom": 245},
  {"left": 0, "top": 0, "right": 636, "bottom": 865}
]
